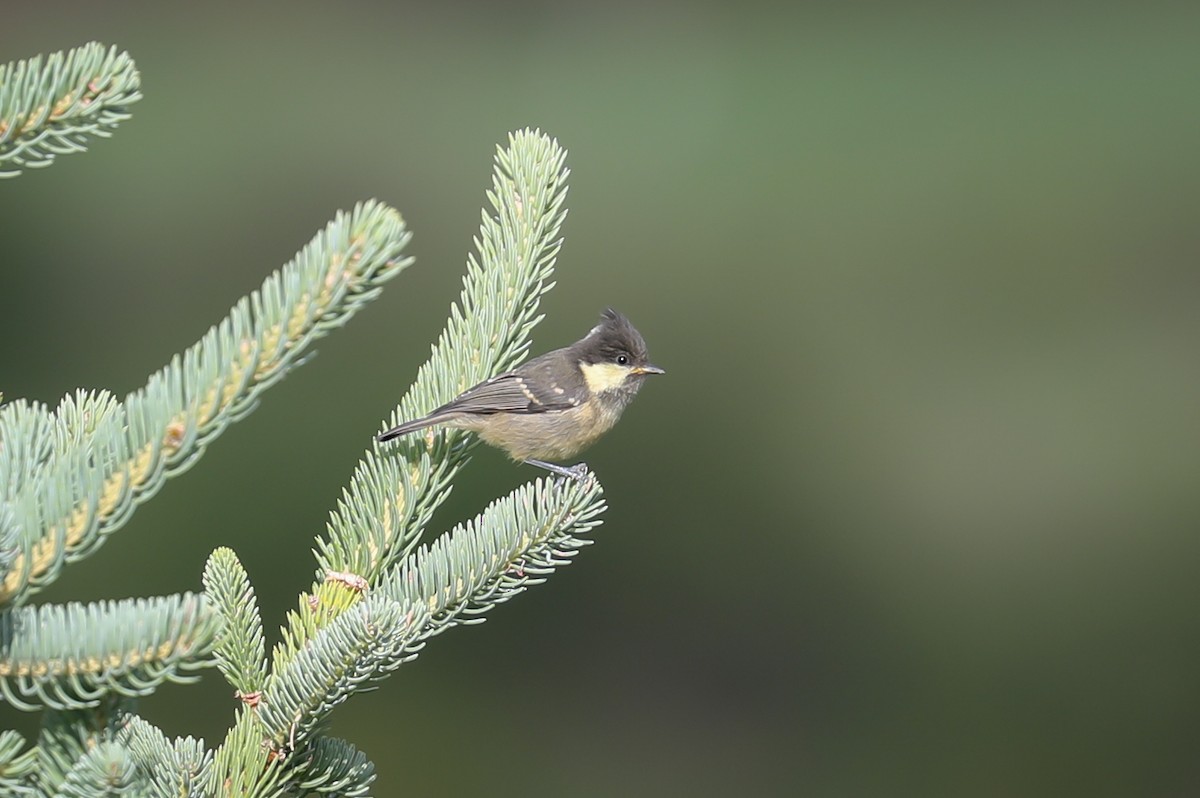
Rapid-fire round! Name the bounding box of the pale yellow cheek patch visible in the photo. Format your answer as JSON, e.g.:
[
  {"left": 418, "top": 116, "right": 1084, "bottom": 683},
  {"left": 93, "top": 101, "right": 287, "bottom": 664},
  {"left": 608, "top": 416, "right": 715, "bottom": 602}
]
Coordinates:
[{"left": 580, "top": 361, "right": 631, "bottom": 394}]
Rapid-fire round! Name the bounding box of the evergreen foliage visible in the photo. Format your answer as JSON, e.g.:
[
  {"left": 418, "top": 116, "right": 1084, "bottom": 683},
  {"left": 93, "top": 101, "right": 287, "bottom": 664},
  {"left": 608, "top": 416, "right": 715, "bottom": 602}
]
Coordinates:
[
  {"left": 1, "top": 40, "right": 607, "bottom": 796},
  {"left": 0, "top": 42, "right": 141, "bottom": 177}
]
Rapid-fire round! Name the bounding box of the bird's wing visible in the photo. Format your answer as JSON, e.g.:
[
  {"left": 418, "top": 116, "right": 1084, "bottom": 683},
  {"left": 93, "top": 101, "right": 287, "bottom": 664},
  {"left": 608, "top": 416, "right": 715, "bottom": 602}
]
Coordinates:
[{"left": 435, "top": 362, "right": 583, "bottom": 416}]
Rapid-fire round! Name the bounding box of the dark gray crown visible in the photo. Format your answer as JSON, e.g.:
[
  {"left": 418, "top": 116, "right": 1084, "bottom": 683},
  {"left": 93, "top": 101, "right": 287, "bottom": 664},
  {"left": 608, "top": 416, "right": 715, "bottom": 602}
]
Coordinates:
[{"left": 575, "top": 308, "right": 649, "bottom": 364}]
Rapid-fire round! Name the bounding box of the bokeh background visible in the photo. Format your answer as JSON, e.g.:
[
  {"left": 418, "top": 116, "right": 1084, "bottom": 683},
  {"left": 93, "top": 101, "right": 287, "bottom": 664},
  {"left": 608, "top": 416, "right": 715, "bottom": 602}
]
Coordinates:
[{"left": 3, "top": 3, "right": 1199, "bottom": 795}]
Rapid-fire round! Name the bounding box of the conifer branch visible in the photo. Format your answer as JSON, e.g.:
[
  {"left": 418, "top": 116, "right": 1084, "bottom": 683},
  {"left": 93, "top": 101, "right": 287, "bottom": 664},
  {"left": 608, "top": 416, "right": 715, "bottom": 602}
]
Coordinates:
[
  {"left": 259, "top": 596, "right": 427, "bottom": 749},
  {"left": 207, "top": 479, "right": 603, "bottom": 796},
  {"left": 203, "top": 547, "right": 268, "bottom": 697},
  {"left": 209, "top": 597, "right": 427, "bottom": 795},
  {"left": 33, "top": 709, "right": 97, "bottom": 796},
  {"left": 0, "top": 43, "right": 141, "bottom": 178},
  {"left": 202, "top": 131, "right": 602, "bottom": 797},
  {"left": 120, "top": 714, "right": 212, "bottom": 798},
  {"left": 0, "top": 502, "right": 19, "bottom": 582},
  {"left": 52, "top": 742, "right": 134, "bottom": 798},
  {"left": 30, "top": 700, "right": 131, "bottom": 796},
  {"left": 291, "top": 736, "right": 375, "bottom": 797},
  {"left": 0, "top": 391, "right": 130, "bottom": 605},
  {"left": 0, "top": 201, "right": 413, "bottom": 606},
  {"left": 379, "top": 475, "right": 606, "bottom": 639},
  {"left": 209, "top": 707, "right": 287, "bottom": 798},
  {"left": 2, "top": 122, "right": 609, "bottom": 794},
  {"left": 306, "top": 129, "right": 570, "bottom": 618},
  {"left": 0, "top": 729, "right": 36, "bottom": 794},
  {"left": 0, "top": 593, "right": 217, "bottom": 711}
]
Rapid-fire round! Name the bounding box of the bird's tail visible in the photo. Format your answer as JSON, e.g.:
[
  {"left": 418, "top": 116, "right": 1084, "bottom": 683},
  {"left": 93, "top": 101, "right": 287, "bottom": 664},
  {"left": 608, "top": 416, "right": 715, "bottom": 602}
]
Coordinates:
[{"left": 377, "top": 414, "right": 443, "bottom": 443}]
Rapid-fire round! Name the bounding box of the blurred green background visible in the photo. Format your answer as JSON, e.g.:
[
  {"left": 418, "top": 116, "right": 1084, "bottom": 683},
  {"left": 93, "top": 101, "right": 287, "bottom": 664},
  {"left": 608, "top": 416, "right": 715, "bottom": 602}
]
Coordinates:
[{"left": 3, "top": 3, "right": 1199, "bottom": 795}]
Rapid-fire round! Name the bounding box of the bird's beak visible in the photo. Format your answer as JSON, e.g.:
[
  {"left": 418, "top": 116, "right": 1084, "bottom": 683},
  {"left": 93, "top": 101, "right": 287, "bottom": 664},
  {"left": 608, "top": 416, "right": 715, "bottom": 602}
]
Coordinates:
[{"left": 631, "top": 364, "right": 665, "bottom": 376}]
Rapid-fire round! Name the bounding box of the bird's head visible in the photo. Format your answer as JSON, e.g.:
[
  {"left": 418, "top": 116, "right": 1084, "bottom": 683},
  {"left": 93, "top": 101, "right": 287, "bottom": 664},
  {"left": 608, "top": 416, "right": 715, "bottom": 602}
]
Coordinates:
[{"left": 573, "top": 308, "right": 664, "bottom": 398}]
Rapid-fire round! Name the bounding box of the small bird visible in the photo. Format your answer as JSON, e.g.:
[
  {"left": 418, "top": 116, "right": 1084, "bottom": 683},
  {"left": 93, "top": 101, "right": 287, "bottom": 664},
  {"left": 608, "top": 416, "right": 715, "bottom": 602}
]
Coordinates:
[{"left": 377, "top": 308, "right": 664, "bottom": 479}]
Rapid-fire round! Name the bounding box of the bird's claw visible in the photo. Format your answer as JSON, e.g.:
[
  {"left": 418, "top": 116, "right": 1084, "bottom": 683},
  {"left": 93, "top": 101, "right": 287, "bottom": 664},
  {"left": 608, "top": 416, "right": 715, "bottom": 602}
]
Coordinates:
[
  {"left": 525, "top": 458, "right": 592, "bottom": 484},
  {"left": 557, "top": 462, "right": 591, "bottom": 485}
]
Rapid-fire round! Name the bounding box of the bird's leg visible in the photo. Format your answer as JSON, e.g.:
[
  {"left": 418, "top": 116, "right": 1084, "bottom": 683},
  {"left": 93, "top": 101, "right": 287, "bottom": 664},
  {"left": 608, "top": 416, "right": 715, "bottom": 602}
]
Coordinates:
[{"left": 524, "top": 459, "right": 590, "bottom": 482}]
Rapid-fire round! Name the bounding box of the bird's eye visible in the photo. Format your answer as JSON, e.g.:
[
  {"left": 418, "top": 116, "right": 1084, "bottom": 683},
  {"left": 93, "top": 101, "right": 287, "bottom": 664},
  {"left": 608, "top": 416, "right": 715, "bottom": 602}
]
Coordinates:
[{"left": 617, "top": 354, "right": 629, "bottom": 365}]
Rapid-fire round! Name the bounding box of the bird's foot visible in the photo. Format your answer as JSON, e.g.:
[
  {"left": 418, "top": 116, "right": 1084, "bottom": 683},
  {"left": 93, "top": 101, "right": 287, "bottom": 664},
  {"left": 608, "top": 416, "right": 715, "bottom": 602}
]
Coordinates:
[{"left": 524, "top": 459, "right": 591, "bottom": 484}]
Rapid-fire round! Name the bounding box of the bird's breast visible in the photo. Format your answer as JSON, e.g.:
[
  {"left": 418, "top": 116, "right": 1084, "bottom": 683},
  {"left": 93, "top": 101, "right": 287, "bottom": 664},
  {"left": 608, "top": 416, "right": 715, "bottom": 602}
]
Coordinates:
[{"left": 475, "top": 399, "right": 626, "bottom": 462}]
